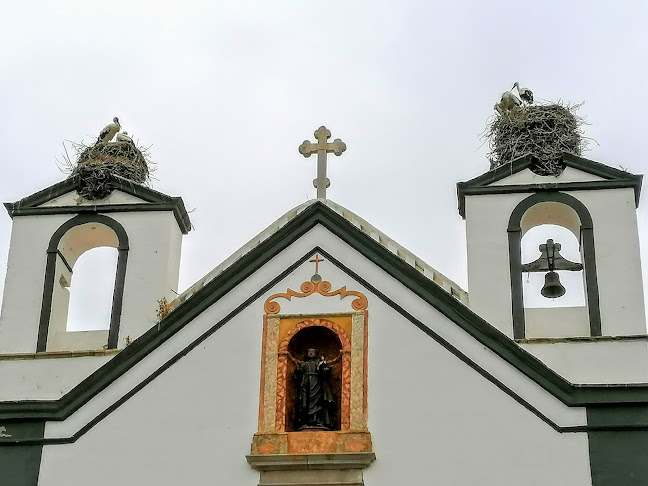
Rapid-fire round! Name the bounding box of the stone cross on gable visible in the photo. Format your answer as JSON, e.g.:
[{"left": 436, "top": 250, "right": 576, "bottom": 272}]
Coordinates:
[{"left": 298, "top": 126, "right": 347, "bottom": 199}]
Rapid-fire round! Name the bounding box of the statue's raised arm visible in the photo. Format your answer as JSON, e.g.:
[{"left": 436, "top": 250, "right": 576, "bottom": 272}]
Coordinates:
[
  {"left": 326, "top": 349, "right": 343, "bottom": 365},
  {"left": 286, "top": 350, "right": 302, "bottom": 365}
]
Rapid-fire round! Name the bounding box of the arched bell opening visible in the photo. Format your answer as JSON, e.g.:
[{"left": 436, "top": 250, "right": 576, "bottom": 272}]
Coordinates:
[
  {"left": 521, "top": 224, "right": 585, "bottom": 309},
  {"left": 509, "top": 193, "right": 600, "bottom": 339},
  {"left": 66, "top": 247, "right": 119, "bottom": 332},
  {"left": 38, "top": 214, "right": 129, "bottom": 352},
  {"left": 285, "top": 326, "right": 343, "bottom": 432}
]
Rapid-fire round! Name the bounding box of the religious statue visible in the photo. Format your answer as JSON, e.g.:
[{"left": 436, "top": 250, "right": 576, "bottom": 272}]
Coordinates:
[{"left": 289, "top": 347, "right": 340, "bottom": 430}]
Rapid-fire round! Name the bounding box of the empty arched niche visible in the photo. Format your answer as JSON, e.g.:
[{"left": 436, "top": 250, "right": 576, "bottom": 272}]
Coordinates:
[
  {"left": 509, "top": 193, "right": 600, "bottom": 339},
  {"left": 67, "top": 247, "right": 119, "bottom": 331},
  {"left": 38, "top": 214, "right": 129, "bottom": 352},
  {"left": 286, "top": 326, "right": 343, "bottom": 432}
]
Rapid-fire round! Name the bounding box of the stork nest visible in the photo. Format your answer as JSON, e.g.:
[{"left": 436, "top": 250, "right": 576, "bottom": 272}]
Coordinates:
[
  {"left": 486, "top": 102, "right": 587, "bottom": 176},
  {"left": 61, "top": 140, "right": 152, "bottom": 200}
]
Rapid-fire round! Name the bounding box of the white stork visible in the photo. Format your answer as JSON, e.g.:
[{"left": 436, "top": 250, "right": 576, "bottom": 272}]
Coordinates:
[
  {"left": 494, "top": 90, "right": 521, "bottom": 116},
  {"left": 513, "top": 82, "right": 533, "bottom": 105},
  {"left": 97, "top": 117, "right": 120, "bottom": 143},
  {"left": 116, "top": 131, "right": 133, "bottom": 143}
]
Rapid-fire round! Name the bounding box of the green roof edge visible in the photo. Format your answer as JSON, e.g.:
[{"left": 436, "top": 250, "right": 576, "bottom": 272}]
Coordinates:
[{"left": 1, "top": 201, "right": 648, "bottom": 424}]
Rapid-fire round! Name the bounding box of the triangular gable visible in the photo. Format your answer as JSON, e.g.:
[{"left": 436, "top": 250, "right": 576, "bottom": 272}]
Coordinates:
[
  {"left": 174, "top": 198, "right": 468, "bottom": 308},
  {"left": 4, "top": 175, "right": 192, "bottom": 234},
  {"left": 38, "top": 190, "right": 147, "bottom": 207},
  {"left": 1, "top": 201, "right": 647, "bottom": 429},
  {"left": 457, "top": 153, "right": 643, "bottom": 217}
]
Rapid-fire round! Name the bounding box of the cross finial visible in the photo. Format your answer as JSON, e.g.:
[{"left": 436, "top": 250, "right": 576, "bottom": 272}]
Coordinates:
[
  {"left": 309, "top": 254, "right": 324, "bottom": 282},
  {"left": 298, "top": 126, "right": 347, "bottom": 199}
]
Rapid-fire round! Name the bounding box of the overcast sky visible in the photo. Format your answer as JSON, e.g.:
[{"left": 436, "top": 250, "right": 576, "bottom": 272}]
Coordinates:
[{"left": 1, "top": 1, "right": 648, "bottom": 328}]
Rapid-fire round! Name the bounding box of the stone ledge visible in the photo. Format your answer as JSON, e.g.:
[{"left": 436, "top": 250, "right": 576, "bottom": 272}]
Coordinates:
[
  {"left": 247, "top": 453, "right": 375, "bottom": 486},
  {"left": 247, "top": 452, "right": 376, "bottom": 471},
  {"left": 516, "top": 334, "right": 648, "bottom": 344},
  {"left": 0, "top": 349, "right": 120, "bottom": 361}
]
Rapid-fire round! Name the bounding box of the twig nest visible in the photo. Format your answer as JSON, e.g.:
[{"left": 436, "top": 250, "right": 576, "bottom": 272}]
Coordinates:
[
  {"left": 487, "top": 103, "right": 586, "bottom": 176},
  {"left": 71, "top": 141, "right": 150, "bottom": 200}
]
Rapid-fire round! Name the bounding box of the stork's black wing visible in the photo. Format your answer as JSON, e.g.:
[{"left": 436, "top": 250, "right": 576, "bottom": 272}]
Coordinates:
[
  {"left": 98, "top": 124, "right": 111, "bottom": 142},
  {"left": 522, "top": 90, "right": 533, "bottom": 104}
]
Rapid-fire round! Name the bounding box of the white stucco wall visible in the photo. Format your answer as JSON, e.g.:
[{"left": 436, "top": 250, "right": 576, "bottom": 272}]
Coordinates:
[
  {"left": 115, "top": 211, "right": 183, "bottom": 345},
  {"left": 365, "top": 303, "right": 591, "bottom": 486},
  {"left": 464, "top": 183, "right": 648, "bottom": 382},
  {"left": 526, "top": 306, "right": 590, "bottom": 338},
  {"left": 465, "top": 184, "right": 646, "bottom": 338},
  {"left": 572, "top": 188, "right": 646, "bottom": 335},
  {"left": 465, "top": 192, "right": 525, "bottom": 336},
  {"left": 0, "top": 209, "right": 183, "bottom": 354},
  {"left": 0, "top": 353, "right": 116, "bottom": 401},
  {"left": 38, "top": 189, "right": 147, "bottom": 207},
  {"left": 521, "top": 339, "right": 648, "bottom": 384},
  {"left": 0, "top": 214, "right": 71, "bottom": 353},
  {"left": 37, "top": 225, "right": 591, "bottom": 485},
  {"left": 490, "top": 166, "right": 606, "bottom": 186}
]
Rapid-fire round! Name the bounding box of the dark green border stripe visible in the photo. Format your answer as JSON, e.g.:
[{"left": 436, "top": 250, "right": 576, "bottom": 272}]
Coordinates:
[
  {"left": 4, "top": 236, "right": 648, "bottom": 444},
  {"left": 2, "top": 202, "right": 648, "bottom": 425},
  {"left": 0, "top": 421, "right": 44, "bottom": 485},
  {"left": 508, "top": 192, "right": 601, "bottom": 339},
  {"left": 4, "top": 175, "right": 192, "bottom": 234},
  {"left": 5, "top": 174, "right": 174, "bottom": 208},
  {"left": 456, "top": 153, "right": 643, "bottom": 218},
  {"left": 36, "top": 215, "right": 129, "bottom": 353},
  {"left": 0, "top": 249, "right": 315, "bottom": 445},
  {"left": 317, "top": 249, "right": 571, "bottom": 434},
  {"left": 8, "top": 203, "right": 191, "bottom": 235},
  {"left": 55, "top": 250, "right": 73, "bottom": 274},
  {"left": 1, "top": 246, "right": 578, "bottom": 446},
  {"left": 587, "top": 405, "right": 648, "bottom": 485}
]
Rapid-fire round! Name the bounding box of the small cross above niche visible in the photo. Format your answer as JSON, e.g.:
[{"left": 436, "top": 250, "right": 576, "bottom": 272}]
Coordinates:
[{"left": 310, "top": 254, "right": 324, "bottom": 282}]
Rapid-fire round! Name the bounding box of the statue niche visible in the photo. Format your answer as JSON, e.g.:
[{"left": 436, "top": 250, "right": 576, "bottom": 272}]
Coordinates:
[{"left": 286, "top": 326, "right": 342, "bottom": 432}]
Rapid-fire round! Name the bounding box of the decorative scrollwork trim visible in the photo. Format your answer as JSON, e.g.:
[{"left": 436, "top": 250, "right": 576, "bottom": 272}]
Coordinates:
[{"left": 264, "top": 280, "right": 368, "bottom": 315}]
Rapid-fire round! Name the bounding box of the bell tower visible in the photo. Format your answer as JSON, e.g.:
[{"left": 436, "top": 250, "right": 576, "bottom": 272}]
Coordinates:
[
  {"left": 0, "top": 175, "right": 191, "bottom": 354},
  {"left": 458, "top": 154, "right": 648, "bottom": 383},
  {"left": 0, "top": 118, "right": 192, "bottom": 355}
]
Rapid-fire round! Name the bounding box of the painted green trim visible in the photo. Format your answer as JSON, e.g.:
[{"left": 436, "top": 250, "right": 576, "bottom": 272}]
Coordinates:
[
  {"left": 0, "top": 250, "right": 316, "bottom": 444},
  {"left": 4, "top": 176, "right": 192, "bottom": 234},
  {"left": 4, "top": 176, "right": 83, "bottom": 208},
  {"left": 0, "top": 421, "right": 44, "bottom": 485},
  {"left": 7, "top": 202, "right": 191, "bottom": 235},
  {"left": 2, "top": 202, "right": 648, "bottom": 425},
  {"left": 37, "top": 214, "right": 129, "bottom": 352},
  {"left": 0, "top": 246, "right": 581, "bottom": 445},
  {"left": 55, "top": 250, "right": 73, "bottom": 274},
  {"left": 3, "top": 242, "right": 648, "bottom": 445},
  {"left": 456, "top": 153, "right": 643, "bottom": 218},
  {"left": 587, "top": 405, "right": 648, "bottom": 485},
  {"left": 6, "top": 174, "right": 174, "bottom": 208},
  {"left": 3, "top": 245, "right": 643, "bottom": 446},
  {"left": 459, "top": 153, "right": 641, "bottom": 188}
]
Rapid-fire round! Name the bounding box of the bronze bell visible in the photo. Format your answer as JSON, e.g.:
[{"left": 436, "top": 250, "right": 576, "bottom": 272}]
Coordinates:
[{"left": 541, "top": 271, "right": 566, "bottom": 299}]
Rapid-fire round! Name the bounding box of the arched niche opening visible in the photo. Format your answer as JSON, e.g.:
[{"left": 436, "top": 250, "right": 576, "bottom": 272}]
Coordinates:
[
  {"left": 39, "top": 215, "right": 129, "bottom": 352},
  {"left": 520, "top": 201, "right": 581, "bottom": 237},
  {"left": 66, "top": 247, "right": 119, "bottom": 331},
  {"left": 286, "top": 326, "right": 342, "bottom": 432},
  {"left": 509, "top": 193, "right": 600, "bottom": 339}
]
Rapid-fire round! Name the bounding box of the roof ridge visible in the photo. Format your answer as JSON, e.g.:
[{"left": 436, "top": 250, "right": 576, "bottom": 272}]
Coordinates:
[{"left": 171, "top": 199, "right": 468, "bottom": 309}]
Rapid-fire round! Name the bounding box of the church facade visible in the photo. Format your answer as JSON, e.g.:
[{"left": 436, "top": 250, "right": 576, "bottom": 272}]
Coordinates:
[{"left": 1, "top": 149, "right": 648, "bottom": 485}]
